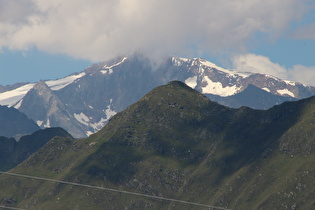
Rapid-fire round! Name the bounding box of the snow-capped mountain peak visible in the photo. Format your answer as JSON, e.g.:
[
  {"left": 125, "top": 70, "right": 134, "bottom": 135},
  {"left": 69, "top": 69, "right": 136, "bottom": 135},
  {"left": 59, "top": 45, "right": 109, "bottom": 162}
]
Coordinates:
[
  {"left": 172, "top": 56, "right": 250, "bottom": 79},
  {"left": 1, "top": 54, "right": 315, "bottom": 138}
]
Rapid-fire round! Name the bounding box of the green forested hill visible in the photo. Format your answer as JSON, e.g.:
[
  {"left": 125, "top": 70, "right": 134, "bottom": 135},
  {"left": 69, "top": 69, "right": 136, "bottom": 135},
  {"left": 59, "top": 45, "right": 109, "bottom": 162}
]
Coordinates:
[{"left": 0, "top": 81, "right": 314, "bottom": 209}]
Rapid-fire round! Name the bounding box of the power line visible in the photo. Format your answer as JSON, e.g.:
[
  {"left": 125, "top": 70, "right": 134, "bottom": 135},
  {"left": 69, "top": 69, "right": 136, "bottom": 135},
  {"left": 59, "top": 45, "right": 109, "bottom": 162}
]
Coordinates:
[
  {"left": 0, "top": 171, "right": 231, "bottom": 210},
  {"left": 0, "top": 205, "right": 26, "bottom": 210}
]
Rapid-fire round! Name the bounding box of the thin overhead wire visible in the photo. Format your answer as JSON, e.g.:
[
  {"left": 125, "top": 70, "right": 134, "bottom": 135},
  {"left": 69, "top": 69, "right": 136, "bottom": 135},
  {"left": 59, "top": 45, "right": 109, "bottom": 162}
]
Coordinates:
[
  {"left": 0, "top": 171, "right": 231, "bottom": 210},
  {"left": 0, "top": 205, "right": 26, "bottom": 210}
]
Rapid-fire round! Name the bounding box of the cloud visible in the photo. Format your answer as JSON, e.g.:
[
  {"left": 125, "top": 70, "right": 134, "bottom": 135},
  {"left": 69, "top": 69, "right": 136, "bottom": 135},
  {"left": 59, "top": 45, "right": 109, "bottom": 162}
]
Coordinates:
[
  {"left": 232, "top": 54, "right": 288, "bottom": 79},
  {"left": 292, "top": 23, "right": 315, "bottom": 39},
  {"left": 0, "top": 0, "right": 37, "bottom": 25},
  {"left": 232, "top": 53, "right": 315, "bottom": 86},
  {"left": 288, "top": 65, "right": 315, "bottom": 85},
  {"left": 0, "top": 0, "right": 310, "bottom": 62}
]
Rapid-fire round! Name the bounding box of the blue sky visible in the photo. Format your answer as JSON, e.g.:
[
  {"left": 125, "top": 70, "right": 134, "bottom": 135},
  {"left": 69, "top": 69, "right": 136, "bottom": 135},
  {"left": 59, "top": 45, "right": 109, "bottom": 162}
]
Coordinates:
[
  {"left": 0, "top": 0, "right": 315, "bottom": 85},
  {"left": 0, "top": 48, "right": 92, "bottom": 84}
]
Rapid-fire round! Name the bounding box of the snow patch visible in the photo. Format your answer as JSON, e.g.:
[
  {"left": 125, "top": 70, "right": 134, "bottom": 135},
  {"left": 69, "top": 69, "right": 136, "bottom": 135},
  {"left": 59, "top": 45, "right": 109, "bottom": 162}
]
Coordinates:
[
  {"left": 88, "top": 105, "right": 117, "bottom": 134},
  {"left": 0, "top": 72, "right": 86, "bottom": 106},
  {"left": 46, "top": 72, "right": 86, "bottom": 91},
  {"left": 89, "top": 118, "right": 107, "bottom": 132},
  {"left": 44, "top": 119, "right": 51, "bottom": 128},
  {"left": 14, "top": 99, "right": 23, "bottom": 109},
  {"left": 86, "top": 131, "right": 94, "bottom": 136},
  {"left": 284, "top": 80, "right": 296, "bottom": 86},
  {"left": 277, "top": 89, "right": 295, "bottom": 97},
  {"left": 201, "top": 76, "right": 241, "bottom": 96},
  {"left": 265, "top": 74, "right": 280, "bottom": 81},
  {"left": 101, "top": 69, "right": 113, "bottom": 75},
  {"left": 199, "top": 59, "right": 226, "bottom": 72},
  {"left": 199, "top": 59, "right": 250, "bottom": 78},
  {"left": 178, "top": 57, "right": 189, "bottom": 62},
  {"left": 171, "top": 57, "right": 189, "bottom": 66},
  {"left": 37, "top": 120, "right": 43, "bottom": 126},
  {"left": 262, "top": 87, "right": 270, "bottom": 92},
  {"left": 102, "top": 57, "right": 127, "bottom": 71},
  {"left": 198, "top": 66, "right": 205, "bottom": 74},
  {"left": 74, "top": 113, "right": 105, "bottom": 134},
  {"left": 74, "top": 112, "right": 90, "bottom": 126},
  {"left": 74, "top": 104, "right": 117, "bottom": 136},
  {"left": 105, "top": 104, "right": 117, "bottom": 120},
  {"left": 0, "top": 83, "right": 35, "bottom": 106},
  {"left": 185, "top": 76, "right": 198, "bottom": 89}
]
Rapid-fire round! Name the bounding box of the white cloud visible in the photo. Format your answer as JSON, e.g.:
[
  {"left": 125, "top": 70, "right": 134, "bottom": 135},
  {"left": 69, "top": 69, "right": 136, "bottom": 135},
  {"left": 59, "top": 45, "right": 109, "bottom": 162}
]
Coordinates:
[
  {"left": 288, "top": 65, "right": 315, "bottom": 85},
  {"left": 0, "top": 0, "right": 37, "bottom": 24},
  {"left": 232, "top": 54, "right": 288, "bottom": 79},
  {"left": 233, "top": 53, "right": 315, "bottom": 86},
  {"left": 0, "top": 0, "right": 310, "bottom": 62}
]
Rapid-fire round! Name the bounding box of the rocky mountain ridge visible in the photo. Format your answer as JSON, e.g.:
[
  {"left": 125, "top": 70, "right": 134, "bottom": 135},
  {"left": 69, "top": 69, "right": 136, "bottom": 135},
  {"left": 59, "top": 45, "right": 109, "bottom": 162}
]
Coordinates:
[{"left": 0, "top": 54, "right": 314, "bottom": 137}]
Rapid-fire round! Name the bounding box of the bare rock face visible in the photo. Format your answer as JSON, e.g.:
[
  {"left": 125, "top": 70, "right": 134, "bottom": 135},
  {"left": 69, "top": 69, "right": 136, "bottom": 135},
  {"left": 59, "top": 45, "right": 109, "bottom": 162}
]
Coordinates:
[{"left": 19, "top": 81, "right": 87, "bottom": 138}]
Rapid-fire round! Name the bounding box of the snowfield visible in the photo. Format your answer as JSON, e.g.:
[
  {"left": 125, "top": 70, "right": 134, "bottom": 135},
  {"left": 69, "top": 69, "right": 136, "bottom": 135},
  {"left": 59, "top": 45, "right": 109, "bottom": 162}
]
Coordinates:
[
  {"left": 0, "top": 72, "right": 86, "bottom": 106},
  {"left": 0, "top": 83, "right": 35, "bottom": 106}
]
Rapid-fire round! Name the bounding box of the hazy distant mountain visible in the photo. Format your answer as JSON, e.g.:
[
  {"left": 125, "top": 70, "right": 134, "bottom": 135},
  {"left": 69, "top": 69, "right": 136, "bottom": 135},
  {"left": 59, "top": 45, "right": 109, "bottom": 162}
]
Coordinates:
[
  {"left": 0, "top": 105, "right": 39, "bottom": 138},
  {"left": 0, "top": 53, "right": 314, "bottom": 137},
  {"left": 0, "top": 127, "right": 72, "bottom": 171},
  {"left": 1, "top": 81, "right": 314, "bottom": 209}
]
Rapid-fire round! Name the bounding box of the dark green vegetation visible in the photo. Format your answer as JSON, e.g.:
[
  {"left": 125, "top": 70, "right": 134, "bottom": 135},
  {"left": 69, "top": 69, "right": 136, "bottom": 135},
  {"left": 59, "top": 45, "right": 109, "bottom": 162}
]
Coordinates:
[
  {"left": 0, "top": 81, "right": 314, "bottom": 209},
  {"left": 0, "top": 128, "right": 73, "bottom": 171}
]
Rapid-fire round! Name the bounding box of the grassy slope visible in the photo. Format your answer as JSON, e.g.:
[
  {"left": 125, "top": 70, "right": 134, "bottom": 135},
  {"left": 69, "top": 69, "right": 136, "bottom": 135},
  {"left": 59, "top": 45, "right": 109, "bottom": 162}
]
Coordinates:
[{"left": 0, "top": 81, "right": 314, "bottom": 209}]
